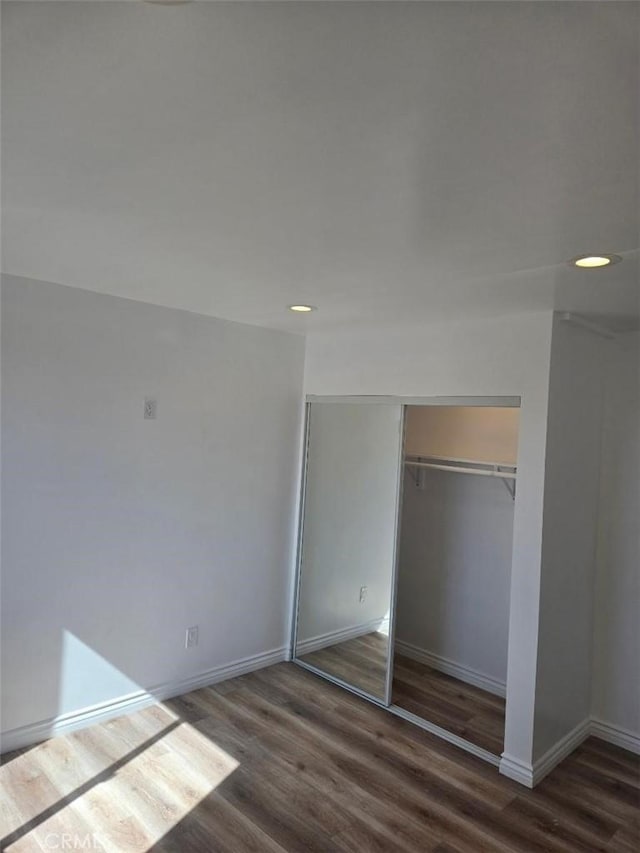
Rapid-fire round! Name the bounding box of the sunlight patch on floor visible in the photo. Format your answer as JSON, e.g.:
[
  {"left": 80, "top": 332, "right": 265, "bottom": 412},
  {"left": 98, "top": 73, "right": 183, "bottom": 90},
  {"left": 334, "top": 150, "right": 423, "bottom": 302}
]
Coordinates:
[{"left": 1, "top": 704, "right": 240, "bottom": 852}]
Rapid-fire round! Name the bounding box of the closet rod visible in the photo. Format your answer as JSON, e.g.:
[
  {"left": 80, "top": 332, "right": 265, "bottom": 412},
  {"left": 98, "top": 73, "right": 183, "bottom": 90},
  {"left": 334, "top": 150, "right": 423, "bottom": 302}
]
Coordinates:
[{"left": 403, "top": 460, "right": 517, "bottom": 480}]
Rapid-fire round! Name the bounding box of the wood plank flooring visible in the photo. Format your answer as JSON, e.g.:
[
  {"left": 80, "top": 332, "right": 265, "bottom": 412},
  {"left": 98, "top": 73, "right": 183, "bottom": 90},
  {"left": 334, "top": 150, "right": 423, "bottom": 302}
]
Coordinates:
[
  {"left": 392, "top": 653, "right": 506, "bottom": 756},
  {"left": 1, "top": 662, "right": 638, "bottom": 852},
  {"left": 298, "top": 632, "right": 505, "bottom": 755},
  {"left": 297, "top": 631, "right": 388, "bottom": 698}
]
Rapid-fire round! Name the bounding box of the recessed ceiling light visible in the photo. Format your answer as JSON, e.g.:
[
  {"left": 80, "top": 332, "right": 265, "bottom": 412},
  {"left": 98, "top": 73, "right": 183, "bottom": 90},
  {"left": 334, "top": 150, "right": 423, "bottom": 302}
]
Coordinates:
[
  {"left": 571, "top": 254, "right": 622, "bottom": 269},
  {"left": 288, "top": 305, "right": 316, "bottom": 313}
]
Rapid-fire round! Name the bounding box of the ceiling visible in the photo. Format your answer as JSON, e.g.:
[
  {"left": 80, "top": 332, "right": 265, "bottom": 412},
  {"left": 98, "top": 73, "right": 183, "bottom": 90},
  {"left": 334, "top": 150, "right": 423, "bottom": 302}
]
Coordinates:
[{"left": 2, "top": 1, "right": 638, "bottom": 332}]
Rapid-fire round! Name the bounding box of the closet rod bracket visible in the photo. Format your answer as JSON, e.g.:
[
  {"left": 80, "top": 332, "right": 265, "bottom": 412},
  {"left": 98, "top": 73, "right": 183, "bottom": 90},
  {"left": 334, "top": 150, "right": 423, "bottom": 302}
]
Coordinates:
[{"left": 501, "top": 477, "right": 516, "bottom": 500}]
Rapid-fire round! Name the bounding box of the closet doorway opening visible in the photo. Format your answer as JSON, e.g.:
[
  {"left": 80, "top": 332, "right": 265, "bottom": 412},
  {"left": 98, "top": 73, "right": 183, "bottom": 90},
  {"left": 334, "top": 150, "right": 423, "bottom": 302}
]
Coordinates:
[{"left": 392, "top": 404, "right": 519, "bottom": 758}]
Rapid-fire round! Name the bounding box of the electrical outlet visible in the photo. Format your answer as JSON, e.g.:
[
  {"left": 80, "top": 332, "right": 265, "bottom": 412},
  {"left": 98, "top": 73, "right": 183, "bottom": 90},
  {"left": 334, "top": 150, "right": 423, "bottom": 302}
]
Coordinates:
[
  {"left": 144, "top": 397, "right": 157, "bottom": 420},
  {"left": 185, "top": 625, "right": 199, "bottom": 649},
  {"left": 359, "top": 586, "right": 367, "bottom": 603}
]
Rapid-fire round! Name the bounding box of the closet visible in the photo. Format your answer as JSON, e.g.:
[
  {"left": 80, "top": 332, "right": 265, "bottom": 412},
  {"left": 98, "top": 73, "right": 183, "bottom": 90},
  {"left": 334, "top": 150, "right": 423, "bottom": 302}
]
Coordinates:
[
  {"left": 393, "top": 405, "right": 518, "bottom": 756},
  {"left": 292, "top": 397, "right": 520, "bottom": 766}
]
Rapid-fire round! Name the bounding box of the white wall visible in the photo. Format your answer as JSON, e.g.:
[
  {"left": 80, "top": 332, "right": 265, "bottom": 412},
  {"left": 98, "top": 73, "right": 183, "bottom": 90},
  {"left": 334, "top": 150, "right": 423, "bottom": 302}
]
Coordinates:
[
  {"left": 533, "top": 316, "right": 606, "bottom": 759},
  {"left": 592, "top": 332, "right": 640, "bottom": 739},
  {"left": 296, "top": 402, "right": 402, "bottom": 645},
  {"left": 396, "top": 470, "right": 514, "bottom": 688},
  {"left": 1, "top": 275, "right": 305, "bottom": 738},
  {"left": 397, "top": 405, "right": 517, "bottom": 689},
  {"left": 304, "top": 311, "right": 554, "bottom": 770},
  {"left": 405, "top": 406, "right": 520, "bottom": 465}
]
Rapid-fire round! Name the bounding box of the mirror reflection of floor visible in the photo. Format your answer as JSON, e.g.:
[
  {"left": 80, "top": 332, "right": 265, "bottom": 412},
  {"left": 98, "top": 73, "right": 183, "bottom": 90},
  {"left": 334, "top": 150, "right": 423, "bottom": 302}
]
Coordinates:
[
  {"left": 392, "top": 654, "right": 506, "bottom": 755},
  {"left": 297, "top": 632, "right": 388, "bottom": 698},
  {"left": 298, "top": 633, "right": 506, "bottom": 756}
]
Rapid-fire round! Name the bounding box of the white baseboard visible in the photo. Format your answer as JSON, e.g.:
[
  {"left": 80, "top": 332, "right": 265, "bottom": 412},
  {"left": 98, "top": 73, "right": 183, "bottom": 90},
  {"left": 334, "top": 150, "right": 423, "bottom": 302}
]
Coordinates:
[
  {"left": 394, "top": 639, "right": 506, "bottom": 698},
  {"left": 500, "top": 719, "right": 591, "bottom": 788},
  {"left": 500, "top": 715, "right": 639, "bottom": 788},
  {"left": 499, "top": 753, "right": 536, "bottom": 788},
  {"left": 0, "top": 645, "right": 288, "bottom": 754},
  {"left": 590, "top": 718, "right": 640, "bottom": 755},
  {"left": 296, "top": 618, "right": 389, "bottom": 656},
  {"left": 531, "top": 718, "right": 592, "bottom": 786}
]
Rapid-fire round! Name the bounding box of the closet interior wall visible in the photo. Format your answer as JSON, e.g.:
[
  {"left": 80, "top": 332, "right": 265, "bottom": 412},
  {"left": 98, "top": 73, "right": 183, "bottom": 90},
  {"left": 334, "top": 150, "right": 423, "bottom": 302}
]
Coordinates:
[{"left": 394, "top": 406, "right": 519, "bottom": 724}]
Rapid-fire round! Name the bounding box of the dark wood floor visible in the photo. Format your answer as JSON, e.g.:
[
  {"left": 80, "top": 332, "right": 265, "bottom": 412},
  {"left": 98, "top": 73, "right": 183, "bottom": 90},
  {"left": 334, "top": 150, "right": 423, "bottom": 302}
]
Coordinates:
[
  {"left": 1, "top": 662, "right": 638, "bottom": 852},
  {"left": 299, "top": 631, "right": 505, "bottom": 755},
  {"left": 298, "top": 631, "right": 388, "bottom": 698},
  {"left": 393, "top": 653, "right": 506, "bottom": 756}
]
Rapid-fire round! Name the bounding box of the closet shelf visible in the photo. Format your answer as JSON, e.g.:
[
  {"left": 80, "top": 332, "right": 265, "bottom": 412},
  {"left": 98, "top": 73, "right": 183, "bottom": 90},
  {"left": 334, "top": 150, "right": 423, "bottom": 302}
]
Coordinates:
[{"left": 404, "top": 455, "right": 517, "bottom": 499}]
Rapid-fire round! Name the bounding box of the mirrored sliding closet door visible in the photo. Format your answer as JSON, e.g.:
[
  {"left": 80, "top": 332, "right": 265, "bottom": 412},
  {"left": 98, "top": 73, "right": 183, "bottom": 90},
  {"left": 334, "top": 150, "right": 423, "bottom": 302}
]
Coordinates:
[{"left": 293, "top": 401, "right": 404, "bottom": 703}]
